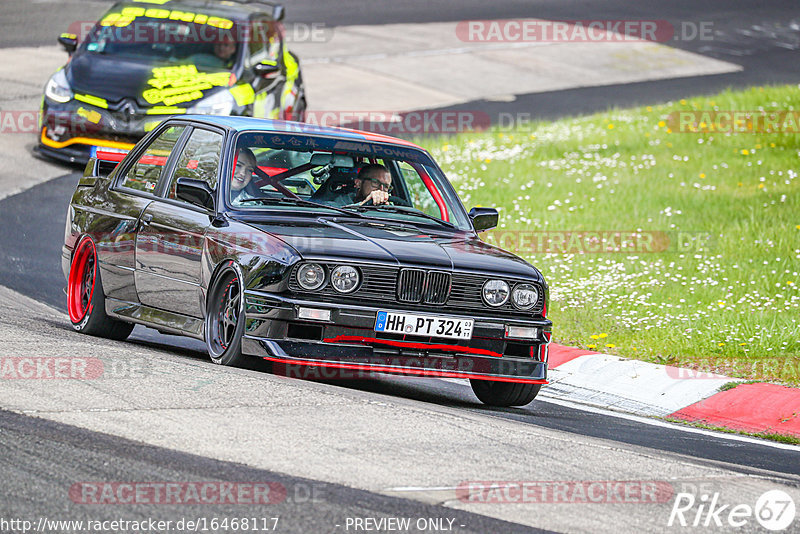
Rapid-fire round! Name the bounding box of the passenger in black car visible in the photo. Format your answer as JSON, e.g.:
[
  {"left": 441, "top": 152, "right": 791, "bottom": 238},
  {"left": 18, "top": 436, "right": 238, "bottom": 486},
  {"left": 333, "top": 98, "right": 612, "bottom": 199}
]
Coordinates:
[{"left": 230, "top": 147, "right": 259, "bottom": 204}]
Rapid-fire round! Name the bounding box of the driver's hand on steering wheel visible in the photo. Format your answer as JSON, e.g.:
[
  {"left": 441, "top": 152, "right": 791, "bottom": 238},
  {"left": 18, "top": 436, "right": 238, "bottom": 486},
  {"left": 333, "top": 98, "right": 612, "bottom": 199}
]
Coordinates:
[{"left": 360, "top": 190, "right": 390, "bottom": 206}]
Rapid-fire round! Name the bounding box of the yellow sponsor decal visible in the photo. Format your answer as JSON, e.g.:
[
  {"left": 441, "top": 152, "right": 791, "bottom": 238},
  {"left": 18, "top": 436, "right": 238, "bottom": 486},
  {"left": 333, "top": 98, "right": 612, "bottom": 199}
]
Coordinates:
[
  {"left": 229, "top": 84, "right": 255, "bottom": 106},
  {"left": 101, "top": 8, "right": 233, "bottom": 29},
  {"left": 143, "top": 65, "right": 230, "bottom": 106},
  {"left": 146, "top": 106, "right": 187, "bottom": 115},
  {"left": 76, "top": 107, "right": 102, "bottom": 124},
  {"left": 60, "top": 33, "right": 78, "bottom": 40},
  {"left": 74, "top": 94, "right": 109, "bottom": 109}
]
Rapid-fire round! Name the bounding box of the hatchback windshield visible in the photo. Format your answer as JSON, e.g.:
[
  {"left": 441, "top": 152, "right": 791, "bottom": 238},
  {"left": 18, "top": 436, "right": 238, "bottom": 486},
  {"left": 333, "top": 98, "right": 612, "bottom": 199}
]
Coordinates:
[
  {"left": 227, "top": 132, "right": 471, "bottom": 231},
  {"left": 83, "top": 8, "right": 243, "bottom": 68}
]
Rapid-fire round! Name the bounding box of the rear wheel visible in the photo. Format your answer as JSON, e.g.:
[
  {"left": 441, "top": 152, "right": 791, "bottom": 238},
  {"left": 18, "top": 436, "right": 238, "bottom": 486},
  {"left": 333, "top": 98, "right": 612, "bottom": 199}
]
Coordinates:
[
  {"left": 67, "top": 236, "right": 133, "bottom": 340},
  {"left": 469, "top": 379, "right": 541, "bottom": 407},
  {"left": 205, "top": 265, "right": 247, "bottom": 367}
]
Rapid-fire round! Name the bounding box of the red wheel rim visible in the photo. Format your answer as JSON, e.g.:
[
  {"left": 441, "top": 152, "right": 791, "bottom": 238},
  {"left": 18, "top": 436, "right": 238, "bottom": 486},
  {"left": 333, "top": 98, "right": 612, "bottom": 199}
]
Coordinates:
[{"left": 67, "top": 238, "right": 96, "bottom": 323}]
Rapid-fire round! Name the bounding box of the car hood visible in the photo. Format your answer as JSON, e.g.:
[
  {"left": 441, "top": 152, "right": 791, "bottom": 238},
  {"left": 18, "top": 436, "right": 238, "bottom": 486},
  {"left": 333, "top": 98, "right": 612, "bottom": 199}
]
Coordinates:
[
  {"left": 66, "top": 53, "right": 230, "bottom": 107},
  {"left": 242, "top": 218, "right": 543, "bottom": 282}
]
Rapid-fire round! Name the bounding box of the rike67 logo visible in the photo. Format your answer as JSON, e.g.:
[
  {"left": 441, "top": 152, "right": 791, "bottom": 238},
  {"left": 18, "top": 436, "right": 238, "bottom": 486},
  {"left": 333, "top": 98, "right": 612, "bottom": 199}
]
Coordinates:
[{"left": 668, "top": 489, "right": 796, "bottom": 531}]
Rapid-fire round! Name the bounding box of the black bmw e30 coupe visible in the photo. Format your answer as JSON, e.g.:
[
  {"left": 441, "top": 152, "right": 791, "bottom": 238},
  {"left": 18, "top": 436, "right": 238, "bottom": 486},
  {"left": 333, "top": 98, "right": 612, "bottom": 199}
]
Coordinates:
[{"left": 63, "top": 116, "right": 552, "bottom": 406}]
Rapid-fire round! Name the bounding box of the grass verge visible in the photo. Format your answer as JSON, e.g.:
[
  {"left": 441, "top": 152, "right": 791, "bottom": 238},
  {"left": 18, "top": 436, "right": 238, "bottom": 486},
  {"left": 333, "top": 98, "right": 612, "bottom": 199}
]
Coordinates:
[{"left": 422, "top": 85, "right": 800, "bottom": 385}]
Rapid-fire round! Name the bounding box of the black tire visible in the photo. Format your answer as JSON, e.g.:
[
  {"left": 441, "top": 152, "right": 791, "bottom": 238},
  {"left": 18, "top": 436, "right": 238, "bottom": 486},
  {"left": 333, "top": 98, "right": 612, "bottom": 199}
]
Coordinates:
[
  {"left": 67, "top": 236, "right": 133, "bottom": 341},
  {"left": 469, "top": 379, "right": 541, "bottom": 407},
  {"left": 205, "top": 264, "right": 248, "bottom": 367}
]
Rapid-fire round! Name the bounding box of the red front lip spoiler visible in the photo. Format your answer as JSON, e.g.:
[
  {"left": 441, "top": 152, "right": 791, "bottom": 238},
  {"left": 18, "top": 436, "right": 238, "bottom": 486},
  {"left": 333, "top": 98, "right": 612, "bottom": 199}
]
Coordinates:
[{"left": 323, "top": 335, "right": 505, "bottom": 359}]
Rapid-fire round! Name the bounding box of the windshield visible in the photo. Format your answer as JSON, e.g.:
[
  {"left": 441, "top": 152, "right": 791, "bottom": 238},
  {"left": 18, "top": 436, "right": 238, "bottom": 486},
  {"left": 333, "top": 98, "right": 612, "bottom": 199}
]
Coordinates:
[
  {"left": 83, "top": 7, "right": 243, "bottom": 67},
  {"left": 228, "top": 132, "right": 471, "bottom": 231}
]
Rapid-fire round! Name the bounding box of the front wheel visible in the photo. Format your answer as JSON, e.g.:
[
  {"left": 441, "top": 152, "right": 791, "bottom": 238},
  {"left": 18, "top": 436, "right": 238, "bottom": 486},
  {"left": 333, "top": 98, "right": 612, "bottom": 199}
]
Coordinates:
[
  {"left": 205, "top": 264, "right": 247, "bottom": 367},
  {"left": 67, "top": 236, "right": 133, "bottom": 341},
  {"left": 469, "top": 379, "right": 541, "bottom": 407}
]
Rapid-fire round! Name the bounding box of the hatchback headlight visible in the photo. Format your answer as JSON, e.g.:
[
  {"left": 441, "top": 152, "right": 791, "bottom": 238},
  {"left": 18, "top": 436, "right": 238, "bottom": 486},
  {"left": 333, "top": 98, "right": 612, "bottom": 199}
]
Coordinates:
[
  {"left": 187, "top": 89, "right": 235, "bottom": 116},
  {"left": 330, "top": 265, "right": 360, "bottom": 293},
  {"left": 45, "top": 69, "right": 72, "bottom": 104},
  {"left": 512, "top": 284, "right": 539, "bottom": 310},
  {"left": 296, "top": 263, "right": 325, "bottom": 290},
  {"left": 482, "top": 279, "right": 510, "bottom": 307}
]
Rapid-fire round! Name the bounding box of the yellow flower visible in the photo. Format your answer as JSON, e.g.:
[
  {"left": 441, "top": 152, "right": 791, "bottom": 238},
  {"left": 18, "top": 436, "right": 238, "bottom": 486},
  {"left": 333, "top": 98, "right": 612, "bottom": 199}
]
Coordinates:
[
  {"left": 788, "top": 281, "right": 795, "bottom": 285},
  {"left": 590, "top": 334, "right": 599, "bottom": 340},
  {"left": 741, "top": 149, "right": 749, "bottom": 155},
  {"left": 740, "top": 342, "right": 747, "bottom": 346},
  {"left": 758, "top": 183, "right": 765, "bottom": 189},
  {"left": 646, "top": 106, "right": 653, "bottom": 112},
  {"left": 717, "top": 301, "right": 725, "bottom": 306},
  {"left": 796, "top": 225, "right": 800, "bottom": 230},
  {"left": 632, "top": 347, "right": 637, "bottom": 351},
  {"left": 755, "top": 144, "right": 762, "bottom": 149},
  {"left": 680, "top": 99, "right": 687, "bottom": 105},
  {"left": 666, "top": 128, "right": 672, "bottom": 134},
  {"left": 718, "top": 342, "right": 725, "bottom": 346},
  {"left": 599, "top": 333, "right": 608, "bottom": 338},
  {"left": 607, "top": 123, "right": 615, "bottom": 129},
  {"left": 770, "top": 143, "right": 776, "bottom": 148},
  {"left": 658, "top": 120, "right": 666, "bottom": 128},
  {"left": 442, "top": 145, "right": 449, "bottom": 152},
  {"left": 738, "top": 182, "right": 743, "bottom": 187},
  {"left": 605, "top": 343, "right": 616, "bottom": 348},
  {"left": 485, "top": 158, "right": 492, "bottom": 163},
  {"left": 699, "top": 173, "right": 706, "bottom": 179},
  {"left": 530, "top": 134, "right": 537, "bottom": 140},
  {"left": 587, "top": 344, "right": 597, "bottom": 349}
]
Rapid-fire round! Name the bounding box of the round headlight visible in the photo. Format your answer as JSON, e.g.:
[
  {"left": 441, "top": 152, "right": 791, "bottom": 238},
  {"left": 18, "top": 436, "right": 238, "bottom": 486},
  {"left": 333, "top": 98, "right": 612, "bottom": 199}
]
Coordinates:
[
  {"left": 512, "top": 284, "right": 539, "bottom": 310},
  {"left": 330, "top": 265, "right": 360, "bottom": 293},
  {"left": 296, "top": 263, "right": 325, "bottom": 290},
  {"left": 482, "top": 279, "right": 510, "bottom": 307}
]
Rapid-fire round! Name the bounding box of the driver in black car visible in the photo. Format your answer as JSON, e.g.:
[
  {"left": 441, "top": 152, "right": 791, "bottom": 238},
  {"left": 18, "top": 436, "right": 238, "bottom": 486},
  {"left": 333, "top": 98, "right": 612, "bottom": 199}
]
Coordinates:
[{"left": 319, "top": 163, "right": 392, "bottom": 207}]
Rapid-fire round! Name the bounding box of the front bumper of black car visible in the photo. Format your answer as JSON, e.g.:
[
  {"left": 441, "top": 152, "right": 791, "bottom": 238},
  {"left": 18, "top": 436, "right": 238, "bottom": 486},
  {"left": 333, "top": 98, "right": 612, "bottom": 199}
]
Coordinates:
[{"left": 242, "top": 291, "right": 551, "bottom": 383}]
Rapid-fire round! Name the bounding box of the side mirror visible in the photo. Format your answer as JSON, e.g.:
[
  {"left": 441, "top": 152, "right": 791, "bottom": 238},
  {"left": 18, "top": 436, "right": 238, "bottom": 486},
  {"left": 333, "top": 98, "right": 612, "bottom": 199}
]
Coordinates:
[
  {"left": 273, "top": 5, "right": 285, "bottom": 22},
  {"left": 176, "top": 177, "right": 215, "bottom": 211},
  {"left": 469, "top": 207, "right": 498, "bottom": 232},
  {"left": 58, "top": 33, "right": 78, "bottom": 54},
  {"left": 253, "top": 61, "right": 281, "bottom": 79}
]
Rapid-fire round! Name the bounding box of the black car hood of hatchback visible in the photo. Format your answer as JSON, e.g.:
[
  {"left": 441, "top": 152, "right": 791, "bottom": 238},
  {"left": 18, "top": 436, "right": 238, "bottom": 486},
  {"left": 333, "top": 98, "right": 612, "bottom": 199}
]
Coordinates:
[
  {"left": 243, "top": 218, "right": 543, "bottom": 282},
  {"left": 66, "top": 53, "right": 228, "bottom": 108}
]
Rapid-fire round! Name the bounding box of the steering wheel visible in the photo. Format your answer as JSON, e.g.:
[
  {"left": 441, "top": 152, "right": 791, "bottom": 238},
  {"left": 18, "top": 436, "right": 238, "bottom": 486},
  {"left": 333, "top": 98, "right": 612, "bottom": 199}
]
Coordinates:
[{"left": 358, "top": 195, "right": 408, "bottom": 207}]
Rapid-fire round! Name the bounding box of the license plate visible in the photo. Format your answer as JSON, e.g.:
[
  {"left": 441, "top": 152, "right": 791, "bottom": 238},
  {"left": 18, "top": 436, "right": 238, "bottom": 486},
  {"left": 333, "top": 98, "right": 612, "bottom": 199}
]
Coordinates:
[{"left": 374, "top": 311, "right": 474, "bottom": 340}]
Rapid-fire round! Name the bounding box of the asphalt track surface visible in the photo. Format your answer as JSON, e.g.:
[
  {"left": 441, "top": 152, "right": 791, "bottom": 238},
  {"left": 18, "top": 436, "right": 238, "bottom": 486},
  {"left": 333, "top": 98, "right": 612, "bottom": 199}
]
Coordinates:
[{"left": 2, "top": 1, "right": 800, "bottom": 531}]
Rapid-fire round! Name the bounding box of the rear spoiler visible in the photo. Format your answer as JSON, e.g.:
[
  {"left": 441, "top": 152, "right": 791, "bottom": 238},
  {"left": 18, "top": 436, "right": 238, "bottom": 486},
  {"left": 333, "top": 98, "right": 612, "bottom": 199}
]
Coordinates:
[{"left": 84, "top": 147, "right": 130, "bottom": 180}]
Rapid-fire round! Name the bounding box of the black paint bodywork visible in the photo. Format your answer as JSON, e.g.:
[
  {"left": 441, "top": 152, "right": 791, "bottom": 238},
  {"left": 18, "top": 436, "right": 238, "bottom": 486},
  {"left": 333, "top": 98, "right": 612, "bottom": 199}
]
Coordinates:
[{"left": 62, "top": 117, "right": 552, "bottom": 384}]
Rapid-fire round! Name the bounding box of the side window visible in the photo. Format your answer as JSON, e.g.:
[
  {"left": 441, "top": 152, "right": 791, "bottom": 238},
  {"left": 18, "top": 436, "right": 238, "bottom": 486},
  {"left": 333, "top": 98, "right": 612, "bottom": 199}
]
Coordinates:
[
  {"left": 246, "top": 18, "right": 278, "bottom": 67},
  {"left": 398, "top": 162, "right": 439, "bottom": 217},
  {"left": 167, "top": 128, "right": 224, "bottom": 202},
  {"left": 119, "top": 126, "right": 185, "bottom": 193}
]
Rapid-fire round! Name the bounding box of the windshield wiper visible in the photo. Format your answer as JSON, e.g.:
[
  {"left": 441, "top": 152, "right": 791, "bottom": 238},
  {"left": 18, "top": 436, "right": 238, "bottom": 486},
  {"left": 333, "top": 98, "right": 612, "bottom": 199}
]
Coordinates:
[
  {"left": 347, "top": 204, "right": 456, "bottom": 229},
  {"left": 237, "top": 196, "right": 366, "bottom": 218}
]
